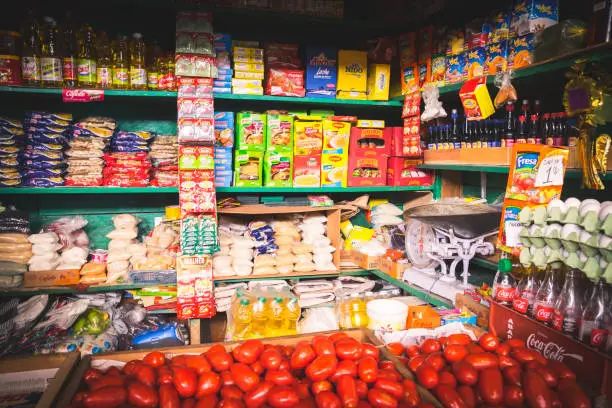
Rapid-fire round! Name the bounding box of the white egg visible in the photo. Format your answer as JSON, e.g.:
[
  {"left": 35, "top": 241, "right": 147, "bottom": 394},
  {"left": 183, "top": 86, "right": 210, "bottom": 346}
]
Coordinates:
[
  {"left": 599, "top": 204, "right": 612, "bottom": 222},
  {"left": 601, "top": 235, "right": 612, "bottom": 250},
  {"left": 529, "top": 224, "right": 542, "bottom": 237},
  {"left": 545, "top": 223, "right": 562, "bottom": 238},
  {"left": 580, "top": 230, "right": 593, "bottom": 244},
  {"left": 561, "top": 223, "right": 581, "bottom": 240},
  {"left": 580, "top": 200, "right": 601, "bottom": 217},
  {"left": 565, "top": 197, "right": 581, "bottom": 208},
  {"left": 548, "top": 199, "right": 567, "bottom": 214}
]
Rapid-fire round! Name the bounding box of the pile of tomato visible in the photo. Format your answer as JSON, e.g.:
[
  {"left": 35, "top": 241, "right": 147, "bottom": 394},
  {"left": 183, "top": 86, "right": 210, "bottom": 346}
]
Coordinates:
[
  {"left": 71, "top": 332, "right": 432, "bottom": 408},
  {"left": 389, "top": 332, "right": 591, "bottom": 408}
]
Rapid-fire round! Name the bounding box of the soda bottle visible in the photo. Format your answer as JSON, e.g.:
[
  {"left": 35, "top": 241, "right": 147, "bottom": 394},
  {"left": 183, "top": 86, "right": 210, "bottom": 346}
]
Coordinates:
[
  {"left": 284, "top": 297, "right": 300, "bottom": 334},
  {"left": 513, "top": 263, "right": 538, "bottom": 315},
  {"left": 96, "top": 31, "right": 112, "bottom": 88},
  {"left": 527, "top": 114, "right": 542, "bottom": 144},
  {"left": 61, "top": 12, "right": 77, "bottom": 88},
  {"left": 130, "top": 33, "right": 147, "bottom": 90},
  {"left": 40, "top": 17, "right": 62, "bottom": 87},
  {"left": 532, "top": 263, "right": 561, "bottom": 325},
  {"left": 551, "top": 268, "right": 583, "bottom": 338},
  {"left": 269, "top": 297, "right": 284, "bottom": 335},
  {"left": 233, "top": 298, "right": 252, "bottom": 340},
  {"left": 21, "top": 11, "right": 41, "bottom": 86},
  {"left": 502, "top": 101, "right": 516, "bottom": 147},
  {"left": 543, "top": 113, "right": 553, "bottom": 145},
  {"left": 461, "top": 116, "right": 470, "bottom": 149},
  {"left": 556, "top": 112, "right": 567, "bottom": 146},
  {"left": 251, "top": 296, "right": 269, "bottom": 337},
  {"left": 450, "top": 109, "right": 461, "bottom": 149},
  {"left": 516, "top": 115, "right": 528, "bottom": 144},
  {"left": 112, "top": 35, "right": 129, "bottom": 89},
  {"left": 77, "top": 24, "right": 96, "bottom": 87},
  {"left": 427, "top": 126, "right": 436, "bottom": 150},
  {"left": 580, "top": 278, "right": 609, "bottom": 350},
  {"left": 521, "top": 99, "right": 530, "bottom": 118},
  {"left": 493, "top": 258, "right": 516, "bottom": 307}
]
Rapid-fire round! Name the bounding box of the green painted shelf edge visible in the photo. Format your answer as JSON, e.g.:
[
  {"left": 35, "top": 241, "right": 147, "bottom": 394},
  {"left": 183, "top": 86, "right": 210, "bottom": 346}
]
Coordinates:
[
  {"left": 418, "top": 163, "right": 612, "bottom": 180},
  {"left": 0, "top": 185, "right": 434, "bottom": 195},
  {"left": 471, "top": 257, "right": 497, "bottom": 270}
]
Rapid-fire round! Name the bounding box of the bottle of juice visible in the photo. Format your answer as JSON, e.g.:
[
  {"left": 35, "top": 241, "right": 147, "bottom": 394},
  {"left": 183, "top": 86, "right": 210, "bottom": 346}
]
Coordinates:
[
  {"left": 40, "top": 17, "right": 62, "bottom": 87},
  {"left": 77, "top": 24, "right": 96, "bottom": 88},
  {"left": 96, "top": 31, "right": 112, "bottom": 88},
  {"left": 233, "top": 298, "right": 252, "bottom": 340},
  {"left": 130, "top": 33, "right": 147, "bottom": 90},
  {"left": 112, "top": 35, "right": 129, "bottom": 89},
  {"left": 21, "top": 11, "right": 41, "bottom": 86},
  {"left": 61, "top": 11, "right": 77, "bottom": 88},
  {"left": 269, "top": 297, "right": 285, "bottom": 335},
  {"left": 251, "top": 297, "right": 269, "bottom": 337},
  {"left": 284, "top": 297, "right": 300, "bottom": 334}
]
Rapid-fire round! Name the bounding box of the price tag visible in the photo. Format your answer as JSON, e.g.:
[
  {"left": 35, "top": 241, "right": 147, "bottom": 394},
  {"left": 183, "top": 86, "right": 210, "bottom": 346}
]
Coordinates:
[
  {"left": 505, "top": 221, "right": 523, "bottom": 248},
  {"left": 535, "top": 155, "right": 565, "bottom": 187},
  {"left": 62, "top": 89, "right": 104, "bottom": 102}
]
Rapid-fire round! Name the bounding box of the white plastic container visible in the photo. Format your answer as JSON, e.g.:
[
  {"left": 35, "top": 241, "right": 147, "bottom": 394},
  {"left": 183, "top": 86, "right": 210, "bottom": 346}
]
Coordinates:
[{"left": 367, "top": 299, "right": 408, "bottom": 337}]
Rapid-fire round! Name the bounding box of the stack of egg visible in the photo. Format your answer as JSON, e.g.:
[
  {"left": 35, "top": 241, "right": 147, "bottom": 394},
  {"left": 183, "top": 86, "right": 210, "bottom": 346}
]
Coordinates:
[
  {"left": 0, "top": 117, "right": 23, "bottom": 187},
  {"left": 66, "top": 117, "right": 115, "bottom": 186}
]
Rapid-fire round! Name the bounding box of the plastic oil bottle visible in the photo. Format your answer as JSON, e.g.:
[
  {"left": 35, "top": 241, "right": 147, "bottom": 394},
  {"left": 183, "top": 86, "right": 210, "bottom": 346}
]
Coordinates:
[
  {"left": 40, "top": 17, "right": 62, "bottom": 87},
  {"left": 166, "top": 54, "right": 176, "bottom": 91},
  {"left": 269, "top": 297, "right": 285, "bottom": 336},
  {"left": 129, "top": 33, "right": 147, "bottom": 90},
  {"left": 146, "top": 42, "right": 161, "bottom": 90},
  {"left": 112, "top": 35, "right": 129, "bottom": 89},
  {"left": 284, "top": 297, "right": 300, "bottom": 335},
  {"left": 61, "top": 12, "right": 77, "bottom": 88},
  {"left": 77, "top": 24, "right": 96, "bottom": 88},
  {"left": 251, "top": 296, "right": 270, "bottom": 338},
  {"left": 233, "top": 298, "right": 252, "bottom": 340},
  {"left": 349, "top": 293, "right": 369, "bottom": 328},
  {"left": 21, "top": 11, "right": 41, "bottom": 86},
  {"left": 95, "top": 31, "right": 112, "bottom": 88}
]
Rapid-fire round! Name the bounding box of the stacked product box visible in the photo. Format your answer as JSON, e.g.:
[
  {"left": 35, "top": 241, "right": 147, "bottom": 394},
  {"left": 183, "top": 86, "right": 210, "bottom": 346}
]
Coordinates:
[
  {"left": 347, "top": 120, "right": 390, "bottom": 187},
  {"left": 264, "top": 111, "right": 294, "bottom": 187},
  {"left": 264, "top": 43, "right": 305, "bottom": 97},
  {"left": 214, "top": 33, "right": 232, "bottom": 94},
  {"left": 305, "top": 46, "right": 337, "bottom": 98},
  {"left": 232, "top": 43, "right": 264, "bottom": 95},
  {"left": 337, "top": 50, "right": 368, "bottom": 100},
  {"left": 320, "top": 116, "right": 355, "bottom": 188},
  {"left": 234, "top": 112, "right": 266, "bottom": 187},
  {"left": 214, "top": 111, "right": 235, "bottom": 187},
  {"left": 293, "top": 116, "right": 323, "bottom": 188}
]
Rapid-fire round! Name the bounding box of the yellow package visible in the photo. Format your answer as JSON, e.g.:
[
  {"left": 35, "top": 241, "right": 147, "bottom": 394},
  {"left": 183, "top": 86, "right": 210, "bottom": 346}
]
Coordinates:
[
  {"left": 80, "top": 261, "right": 106, "bottom": 276},
  {"left": 323, "top": 119, "right": 352, "bottom": 152},
  {"left": 369, "top": 198, "right": 389, "bottom": 209},
  {"left": 357, "top": 119, "right": 385, "bottom": 128},
  {"left": 344, "top": 226, "right": 376, "bottom": 250},
  {"left": 367, "top": 64, "right": 391, "bottom": 101},
  {"left": 294, "top": 116, "right": 323, "bottom": 156},
  {"left": 340, "top": 220, "right": 354, "bottom": 239},
  {"left": 233, "top": 62, "right": 265, "bottom": 73},
  {"left": 337, "top": 50, "right": 367, "bottom": 92},
  {"left": 321, "top": 152, "right": 348, "bottom": 188},
  {"left": 337, "top": 90, "right": 367, "bottom": 100}
]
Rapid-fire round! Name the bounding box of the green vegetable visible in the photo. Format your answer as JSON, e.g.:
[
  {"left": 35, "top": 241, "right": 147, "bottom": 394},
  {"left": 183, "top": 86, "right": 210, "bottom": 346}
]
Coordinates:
[{"left": 73, "top": 308, "right": 110, "bottom": 336}]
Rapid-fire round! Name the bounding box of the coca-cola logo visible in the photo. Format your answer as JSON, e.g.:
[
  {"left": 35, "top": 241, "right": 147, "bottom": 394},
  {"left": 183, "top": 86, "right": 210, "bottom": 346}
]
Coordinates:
[
  {"left": 526, "top": 333, "right": 584, "bottom": 362},
  {"left": 535, "top": 306, "right": 553, "bottom": 322},
  {"left": 513, "top": 297, "right": 528, "bottom": 313},
  {"left": 496, "top": 288, "right": 516, "bottom": 301},
  {"left": 591, "top": 329, "right": 607, "bottom": 347},
  {"left": 551, "top": 312, "right": 563, "bottom": 331}
]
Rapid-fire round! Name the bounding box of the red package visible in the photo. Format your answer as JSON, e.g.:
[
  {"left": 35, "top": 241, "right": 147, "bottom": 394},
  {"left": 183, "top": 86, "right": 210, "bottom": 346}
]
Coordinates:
[
  {"left": 265, "top": 69, "right": 305, "bottom": 97},
  {"left": 264, "top": 43, "right": 301, "bottom": 69},
  {"left": 103, "top": 178, "right": 149, "bottom": 187},
  {"left": 402, "top": 91, "right": 421, "bottom": 118}
]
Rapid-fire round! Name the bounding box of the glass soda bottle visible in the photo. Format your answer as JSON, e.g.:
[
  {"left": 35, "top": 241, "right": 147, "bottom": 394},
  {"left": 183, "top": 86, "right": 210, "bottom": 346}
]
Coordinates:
[
  {"left": 513, "top": 263, "right": 538, "bottom": 315},
  {"left": 284, "top": 297, "right": 300, "bottom": 334},
  {"left": 551, "top": 268, "right": 583, "bottom": 338},
  {"left": 233, "top": 298, "right": 252, "bottom": 340},
  {"left": 21, "top": 11, "right": 41, "bottom": 86},
  {"left": 96, "top": 31, "right": 112, "bottom": 88},
  {"left": 77, "top": 24, "right": 96, "bottom": 88},
  {"left": 40, "top": 17, "right": 62, "bottom": 87},
  {"left": 62, "top": 12, "right": 77, "bottom": 88},
  {"left": 502, "top": 101, "right": 516, "bottom": 147},
  {"left": 580, "top": 278, "right": 609, "bottom": 350},
  {"left": 493, "top": 258, "right": 517, "bottom": 307},
  {"left": 113, "top": 35, "right": 129, "bottom": 89},
  {"left": 251, "top": 296, "right": 269, "bottom": 337},
  {"left": 532, "top": 263, "right": 561, "bottom": 325},
  {"left": 129, "top": 33, "right": 147, "bottom": 90}
]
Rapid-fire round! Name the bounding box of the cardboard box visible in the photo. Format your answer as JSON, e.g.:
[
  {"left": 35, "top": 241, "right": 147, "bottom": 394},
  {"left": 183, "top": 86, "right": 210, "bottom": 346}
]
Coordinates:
[
  {"left": 294, "top": 116, "right": 323, "bottom": 156},
  {"left": 337, "top": 50, "right": 367, "bottom": 92},
  {"left": 455, "top": 293, "right": 490, "bottom": 328},
  {"left": 367, "top": 64, "right": 390, "bottom": 101},
  {"left": 24, "top": 269, "right": 80, "bottom": 287},
  {"left": 352, "top": 251, "right": 381, "bottom": 270},
  {"left": 387, "top": 158, "right": 434, "bottom": 186},
  {"left": 347, "top": 151, "right": 388, "bottom": 187},
  {"left": 349, "top": 126, "right": 391, "bottom": 157},
  {"left": 322, "top": 119, "right": 352, "bottom": 153},
  {"left": 266, "top": 112, "right": 293, "bottom": 152},
  {"left": 380, "top": 257, "right": 410, "bottom": 279},
  {"left": 305, "top": 46, "right": 337, "bottom": 98},
  {"left": 406, "top": 305, "right": 441, "bottom": 329},
  {"left": 293, "top": 154, "right": 321, "bottom": 188},
  {"left": 321, "top": 152, "right": 348, "bottom": 188},
  {"left": 263, "top": 151, "right": 292, "bottom": 187}
]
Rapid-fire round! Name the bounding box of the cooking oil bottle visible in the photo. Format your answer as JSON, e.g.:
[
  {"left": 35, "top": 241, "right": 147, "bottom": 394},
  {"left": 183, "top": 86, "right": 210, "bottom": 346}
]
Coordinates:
[
  {"left": 251, "top": 296, "right": 269, "bottom": 337},
  {"left": 95, "top": 31, "right": 112, "bottom": 88},
  {"left": 233, "top": 298, "right": 252, "bottom": 340},
  {"left": 21, "top": 10, "right": 41, "bottom": 86},
  {"left": 284, "top": 297, "right": 300, "bottom": 334},
  {"left": 129, "top": 33, "right": 146, "bottom": 90},
  {"left": 269, "top": 297, "right": 285, "bottom": 335},
  {"left": 61, "top": 11, "right": 77, "bottom": 88},
  {"left": 349, "top": 293, "right": 369, "bottom": 328},
  {"left": 40, "top": 17, "right": 62, "bottom": 87},
  {"left": 146, "top": 42, "right": 161, "bottom": 90},
  {"left": 77, "top": 24, "right": 96, "bottom": 88},
  {"left": 166, "top": 54, "right": 176, "bottom": 91},
  {"left": 112, "top": 35, "right": 129, "bottom": 89}
]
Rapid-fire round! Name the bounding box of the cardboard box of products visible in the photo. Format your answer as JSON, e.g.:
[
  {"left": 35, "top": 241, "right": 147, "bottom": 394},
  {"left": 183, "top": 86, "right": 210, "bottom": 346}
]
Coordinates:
[
  {"left": 24, "top": 269, "right": 80, "bottom": 287},
  {"left": 352, "top": 251, "right": 381, "bottom": 270}
]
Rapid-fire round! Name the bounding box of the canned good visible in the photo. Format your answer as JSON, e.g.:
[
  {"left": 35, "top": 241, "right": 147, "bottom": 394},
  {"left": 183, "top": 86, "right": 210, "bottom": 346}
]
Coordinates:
[
  {"left": 0, "top": 55, "right": 20, "bottom": 85},
  {"left": 0, "top": 31, "right": 20, "bottom": 55}
]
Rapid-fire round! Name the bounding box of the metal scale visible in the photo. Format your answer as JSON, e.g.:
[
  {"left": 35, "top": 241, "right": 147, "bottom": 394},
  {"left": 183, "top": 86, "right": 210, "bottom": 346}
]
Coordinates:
[{"left": 403, "top": 202, "right": 501, "bottom": 301}]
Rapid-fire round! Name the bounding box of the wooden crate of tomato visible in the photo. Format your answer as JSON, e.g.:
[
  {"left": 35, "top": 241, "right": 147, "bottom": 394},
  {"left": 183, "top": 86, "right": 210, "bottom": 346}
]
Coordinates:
[{"left": 58, "top": 329, "right": 442, "bottom": 408}]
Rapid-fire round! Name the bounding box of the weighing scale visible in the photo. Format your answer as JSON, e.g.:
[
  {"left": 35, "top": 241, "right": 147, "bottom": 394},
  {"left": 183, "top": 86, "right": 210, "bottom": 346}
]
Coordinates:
[{"left": 403, "top": 203, "right": 501, "bottom": 302}]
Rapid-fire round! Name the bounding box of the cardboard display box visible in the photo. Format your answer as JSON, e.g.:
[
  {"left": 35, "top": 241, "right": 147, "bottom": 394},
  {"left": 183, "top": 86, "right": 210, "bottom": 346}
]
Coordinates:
[
  {"left": 352, "top": 251, "right": 381, "bottom": 270},
  {"left": 23, "top": 269, "right": 80, "bottom": 287},
  {"left": 380, "top": 257, "right": 410, "bottom": 279}
]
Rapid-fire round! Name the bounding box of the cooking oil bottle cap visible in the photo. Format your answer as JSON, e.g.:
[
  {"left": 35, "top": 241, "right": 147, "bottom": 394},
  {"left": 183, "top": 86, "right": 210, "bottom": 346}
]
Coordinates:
[
  {"left": 274, "top": 297, "right": 282, "bottom": 302},
  {"left": 258, "top": 297, "right": 267, "bottom": 302},
  {"left": 498, "top": 258, "right": 512, "bottom": 273},
  {"left": 240, "top": 299, "right": 249, "bottom": 306}
]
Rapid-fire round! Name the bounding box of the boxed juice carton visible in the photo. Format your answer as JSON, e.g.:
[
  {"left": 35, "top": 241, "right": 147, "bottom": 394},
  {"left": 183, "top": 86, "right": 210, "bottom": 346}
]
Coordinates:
[
  {"left": 445, "top": 53, "right": 466, "bottom": 84},
  {"left": 400, "top": 64, "right": 419, "bottom": 95},
  {"left": 263, "top": 151, "right": 293, "bottom": 187},
  {"left": 485, "top": 40, "right": 509, "bottom": 75},
  {"left": 509, "top": 34, "right": 534, "bottom": 69},
  {"left": 236, "top": 112, "right": 266, "bottom": 151},
  {"left": 322, "top": 118, "right": 354, "bottom": 153},
  {"left": 294, "top": 116, "right": 323, "bottom": 156},
  {"left": 387, "top": 158, "right": 433, "bottom": 186},
  {"left": 349, "top": 126, "right": 392, "bottom": 157},
  {"left": 511, "top": 0, "right": 558, "bottom": 37},
  {"left": 399, "top": 32, "right": 417, "bottom": 66},
  {"left": 321, "top": 152, "right": 348, "bottom": 188},
  {"left": 266, "top": 112, "right": 293, "bottom": 152},
  {"left": 466, "top": 47, "right": 486, "bottom": 80},
  {"left": 293, "top": 154, "right": 321, "bottom": 188},
  {"left": 431, "top": 55, "right": 446, "bottom": 86},
  {"left": 214, "top": 111, "right": 235, "bottom": 147},
  {"left": 233, "top": 149, "right": 263, "bottom": 187},
  {"left": 337, "top": 50, "right": 367, "bottom": 93},
  {"left": 418, "top": 60, "right": 431, "bottom": 88},
  {"left": 347, "top": 151, "right": 388, "bottom": 187},
  {"left": 305, "top": 46, "right": 337, "bottom": 98},
  {"left": 367, "top": 64, "right": 391, "bottom": 101}
]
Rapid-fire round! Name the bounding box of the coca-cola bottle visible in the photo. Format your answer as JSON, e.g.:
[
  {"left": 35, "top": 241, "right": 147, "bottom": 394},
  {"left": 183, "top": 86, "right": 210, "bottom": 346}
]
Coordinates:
[
  {"left": 579, "top": 278, "right": 609, "bottom": 351},
  {"left": 493, "top": 258, "right": 516, "bottom": 307},
  {"left": 513, "top": 263, "right": 538, "bottom": 315},
  {"left": 531, "top": 262, "right": 560, "bottom": 325},
  {"left": 551, "top": 268, "right": 583, "bottom": 338}
]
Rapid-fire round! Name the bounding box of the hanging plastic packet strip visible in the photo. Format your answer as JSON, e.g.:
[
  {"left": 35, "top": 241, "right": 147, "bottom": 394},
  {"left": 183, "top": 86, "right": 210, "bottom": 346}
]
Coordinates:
[
  {"left": 25, "top": 143, "right": 64, "bottom": 151},
  {"left": 22, "top": 177, "right": 64, "bottom": 187},
  {"left": 27, "top": 112, "right": 73, "bottom": 122},
  {"left": 494, "top": 69, "right": 517, "bottom": 109}
]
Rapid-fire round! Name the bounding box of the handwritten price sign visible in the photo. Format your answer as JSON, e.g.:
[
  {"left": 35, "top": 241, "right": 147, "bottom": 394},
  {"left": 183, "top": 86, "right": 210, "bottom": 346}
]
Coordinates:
[
  {"left": 535, "top": 154, "right": 566, "bottom": 187},
  {"left": 62, "top": 89, "right": 104, "bottom": 102}
]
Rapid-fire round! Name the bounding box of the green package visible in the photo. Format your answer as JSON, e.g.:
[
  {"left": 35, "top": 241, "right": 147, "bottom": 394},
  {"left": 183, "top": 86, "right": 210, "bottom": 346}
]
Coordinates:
[
  {"left": 266, "top": 112, "right": 293, "bottom": 152},
  {"left": 234, "top": 149, "right": 263, "bottom": 187},
  {"left": 236, "top": 112, "right": 266, "bottom": 151},
  {"left": 264, "top": 151, "right": 293, "bottom": 188},
  {"left": 309, "top": 109, "right": 335, "bottom": 118}
]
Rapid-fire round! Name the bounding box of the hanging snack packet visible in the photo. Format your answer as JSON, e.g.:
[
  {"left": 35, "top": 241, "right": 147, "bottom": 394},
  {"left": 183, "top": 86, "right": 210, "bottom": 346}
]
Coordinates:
[{"left": 493, "top": 70, "right": 517, "bottom": 109}]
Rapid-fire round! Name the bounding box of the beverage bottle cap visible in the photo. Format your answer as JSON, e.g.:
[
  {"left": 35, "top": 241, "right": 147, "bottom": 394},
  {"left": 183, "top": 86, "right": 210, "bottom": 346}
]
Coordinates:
[{"left": 498, "top": 258, "right": 512, "bottom": 273}]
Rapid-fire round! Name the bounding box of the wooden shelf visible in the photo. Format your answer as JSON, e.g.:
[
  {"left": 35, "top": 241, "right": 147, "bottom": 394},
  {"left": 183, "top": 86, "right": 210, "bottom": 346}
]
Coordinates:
[
  {"left": 215, "top": 269, "right": 370, "bottom": 283},
  {"left": 217, "top": 204, "right": 341, "bottom": 214}
]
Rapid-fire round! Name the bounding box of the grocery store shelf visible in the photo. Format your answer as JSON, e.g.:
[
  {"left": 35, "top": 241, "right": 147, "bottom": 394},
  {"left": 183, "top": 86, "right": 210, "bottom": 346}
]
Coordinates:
[
  {"left": 214, "top": 269, "right": 371, "bottom": 283},
  {"left": 419, "top": 163, "right": 612, "bottom": 180},
  {"left": 368, "top": 269, "right": 452, "bottom": 308},
  {"left": 0, "top": 283, "right": 176, "bottom": 297}
]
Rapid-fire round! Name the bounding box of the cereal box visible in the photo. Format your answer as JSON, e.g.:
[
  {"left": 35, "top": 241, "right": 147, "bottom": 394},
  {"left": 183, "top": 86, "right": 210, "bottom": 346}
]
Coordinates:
[
  {"left": 431, "top": 55, "right": 446, "bottom": 86},
  {"left": 236, "top": 112, "right": 266, "bottom": 151},
  {"left": 294, "top": 116, "right": 323, "bottom": 156},
  {"left": 263, "top": 151, "right": 293, "bottom": 187},
  {"left": 511, "top": 0, "right": 558, "bottom": 36},
  {"left": 466, "top": 47, "right": 486, "bottom": 80},
  {"left": 321, "top": 152, "right": 348, "bottom": 188},
  {"left": 490, "top": 9, "right": 511, "bottom": 43},
  {"left": 234, "top": 149, "right": 263, "bottom": 187},
  {"left": 418, "top": 26, "right": 434, "bottom": 63},
  {"left": 214, "top": 111, "right": 234, "bottom": 147},
  {"left": 399, "top": 32, "right": 417, "bottom": 66},
  {"left": 445, "top": 53, "right": 466, "bottom": 84},
  {"left": 485, "top": 41, "right": 509, "bottom": 75},
  {"left": 400, "top": 64, "right": 419, "bottom": 95},
  {"left": 305, "top": 46, "right": 337, "bottom": 98},
  {"left": 266, "top": 112, "right": 293, "bottom": 152},
  {"left": 509, "top": 34, "right": 534, "bottom": 69},
  {"left": 337, "top": 50, "right": 367, "bottom": 93},
  {"left": 293, "top": 154, "right": 321, "bottom": 188},
  {"left": 367, "top": 64, "right": 390, "bottom": 101},
  {"left": 323, "top": 118, "right": 353, "bottom": 153}
]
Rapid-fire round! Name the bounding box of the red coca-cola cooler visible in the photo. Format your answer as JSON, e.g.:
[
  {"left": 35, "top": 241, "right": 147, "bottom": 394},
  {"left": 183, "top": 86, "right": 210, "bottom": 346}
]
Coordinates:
[{"left": 490, "top": 300, "right": 612, "bottom": 396}]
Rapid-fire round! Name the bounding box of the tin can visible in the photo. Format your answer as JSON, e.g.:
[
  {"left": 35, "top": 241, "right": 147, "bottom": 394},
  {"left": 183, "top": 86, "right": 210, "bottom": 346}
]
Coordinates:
[{"left": 0, "top": 55, "right": 20, "bottom": 85}]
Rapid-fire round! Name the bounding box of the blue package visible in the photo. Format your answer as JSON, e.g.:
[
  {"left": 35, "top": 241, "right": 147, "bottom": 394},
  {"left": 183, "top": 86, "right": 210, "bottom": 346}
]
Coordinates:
[
  {"left": 214, "top": 33, "right": 232, "bottom": 52},
  {"left": 306, "top": 46, "right": 338, "bottom": 98},
  {"left": 0, "top": 157, "right": 19, "bottom": 167},
  {"left": 114, "top": 130, "right": 154, "bottom": 141},
  {"left": 132, "top": 323, "right": 185, "bottom": 348},
  {"left": 0, "top": 131, "right": 16, "bottom": 140},
  {"left": 26, "top": 112, "right": 73, "bottom": 121},
  {"left": 213, "top": 80, "right": 232, "bottom": 88},
  {"left": 0, "top": 179, "right": 21, "bottom": 187},
  {"left": 214, "top": 114, "right": 234, "bottom": 148},
  {"left": 22, "top": 168, "right": 64, "bottom": 178},
  {"left": 0, "top": 139, "right": 15, "bottom": 146},
  {"left": 0, "top": 126, "right": 23, "bottom": 136},
  {"left": 25, "top": 125, "right": 68, "bottom": 135},
  {"left": 20, "top": 150, "right": 64, "bottom": 161},
  {"left": 25, "top": 143, "right": 64, "bottom": 151},
  {"left": 21, "top": 160, "right": 65, "bottom": 170},
  {"left": 214, "top": 145, "right": 233, "bottom": 156},
  {"left": 0, "top": 146, "right": 20, "bottom": 156},
  {"left": 213, "top": 87, "right": 232, "bottom": 94},
  {"left": 216, "top": 73, "right": 232, "bottom": 81},
  {"left": 22, "top": 177, "right": 64, "bottom": 187},
  {"left": 216, "top": 68, "right": 233, "bottom": 76},
  {"left": 24, "top": 117, "right": 71, "bottom": 128},
  {"left": 27, "top": 133, "right": 68, "bottom": 145},
  {"left": 0, "top": 171, "right": 21, "bottom": 181},
  {"left": 112, "top": 145, "right": 149, "bottom": 152}
]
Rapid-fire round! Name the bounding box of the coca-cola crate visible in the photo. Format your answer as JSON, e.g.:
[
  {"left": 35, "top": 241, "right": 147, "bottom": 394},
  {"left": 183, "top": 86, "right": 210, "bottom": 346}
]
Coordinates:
[{"left": 490, "top": 301, "right": 612, "bottom": 396}]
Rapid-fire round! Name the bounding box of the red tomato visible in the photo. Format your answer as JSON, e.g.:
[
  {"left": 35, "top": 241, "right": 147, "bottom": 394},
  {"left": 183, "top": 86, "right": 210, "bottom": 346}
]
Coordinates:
[
  {"left": 387, "top": 342, "right": 405, "bottom": 356},
  {"left": 89, "top": 375, "right": 126, "bottom": 391},
  {"left": 420, "top": 339, "right": 441, "bottom": 355},
  {"left": 464, "top": 353, "right": 498, "bottom": 371},
  {"left": 260, "top": 348, "right": 283, "bottom": 371},
  {"left": 278, "top": 359, "right": 290, "bottom": 372},
  {"left": 355, "top": 380, "right": 368, "bottom": 399},
  {"left": 434, "top": 385, "right": 466, "bottom": 408},
  {"left": 172, "top": 366, "right": 197, "bottom": 398},
  {"left": 495, "top": 343, "right": 511, "bottom": 356},
  {"left": 312, "top": 336, "right": 336, "bottom": 357},
  {"left": 195, "top": 395, "right": 218, "bottom": 408},
  {"left": 533, "top": 365, "right": 559, "bottom": 388},
  {"left": 83, "top": 368, "right": 103, "bottom": 384},
  {"left": 185, "top": 355, "right": 211, "bottom": 375},
  {"left": 523, "top": 370, "right": 553, "bottom": 408},
  {"left": 557, "top": 379, "right": 590, "bottom": 408},
  {"left": 416, "top": 365, "right": 439, "bottom": 389},
  {"left": 466, "top": 343, "right": 485, "bottom": 354},
  {"left": 451, "top": 361, "right": 478, "bottom": 386},
  {"left": 438, "top": 337, "right": 448, "bottom": 347},
  {"left": 330, "top": 360, "right": 357, "bottom": 382},
  {"left": 267, "top": 386, "right": 299, "bottom": 408},
  {"left": 233, "top": 339, "right": 264, "bottom": 365},
  {"left": 374, "top": 379, "right": 404, "bottom": 400},
  {"left": 221, "top": 370, "right": 234, "bottom": 387},
  {"left": 358, "top": 356, "right": 379, "bottom": 383},
  {"left": 218, "top": 399, "right": 246, "bottom": 408},
  {"left": 456, "top": 386, "right": 476, "bottom": 408},
  {"left": 336, "top": 375, "right": 359, "bottom": 408},
  {"left": 315, "top": 391, "right": 342, "bottom": 408},
  {"left": 503, "top": 385, "right": 525, "bottom": 407},
  {"left": 378, "top": 369, "right": 402, "bottom": 382},
  {"left": 83, "top": 386, "right": 127, "bottom": 408},
  {"left": 498, "top": 355, "right": 519, "bottom": 369},
  {"left": 231, "top": 363, "right": 260, "bottom": 393},
  {"left": 135, "top": 365, "right": 157, "bottom": 387},
  {"left": 71, "top": 391, "right": 87, "bottom": 406},
  {"left": 335, "top": 338, "right": 364, "bottom": 360},
  {"left": 142, "top": 351, "right": 165, "bottom": 367},
  {"left": 447, "top": 334, "right": 472, "bottom": 346},
  {"left": 330, "top": 332, "right": 348, "bottom": 343},
  {"left": 510, "top": 347, "right": 546, "bottom": 365},
  {"left": 478, "top": 333, "right": 500, "bottom": 352},
  {"left": 550, "top": 390, "right": 562, "bottom": 408},
  {"left": 438, "top": 372, "right": 457, "bottom": 388},
  {"left": 244, "top": 381, "right": 274, "bottom": 408},
  {"left": 405, "top": 345, "right": 420, "bottom": 358},
  {"left": 221, "top": 386, "right": 244, "bottom": 400},
  {"left": 250, "top": 360, "right": 264, "bottom": 376},
  {"left": 207, "top": 344, "right": 226, "bottom": 354},
  {"left": 478, "top": 368, "right": 503, "bottom": 405},
  {"left": 159, "top": 383, "right": 180, "bottom": 408},
  {"left": 291, "top": 342, "right": 317, "bottom": 369},
  {"left": 306, "top": 355, "right": 338, "bottom": 381},
  {"left": 106, "top": 367, "right": 121, "bottom": 376},
  {"left": 362, "top": 343, "right": 380, "bottom": 360},
  {"left": 379, "top": 361, "right": 395, "bottom": 370},
  {"left": 195, "top": 371, "right": 221, "bottom": 398},
  {"left": 207, "top": 352, "right": 233, "bottom": 372},
  {"left": 407, "top": 355, "right": 425, "bottom": 372},
  {"left": 402, "top": 379, "right": 421, "bottom": 407},
  {"left": 505, "top": 339, "right": 526, "bottom": 349},
  {"left": 294, "top": 381, "right": 311, "bottom": 400},
  {"left": 367, "top": 388, "right": 398, "bottom": 408},
  {"left": 157, "top": 366, "right": 174, "bottom": 385},
  {"left": 265, "top": 370, "right": 294, "bottom": 386},
  {"left": 502, "top": 366, "right": 523, "bottom": 387},
  {"left": 128, "top": 382, "right": 158, "bottom": 407},
  {"left": 443, "top": 345, "right": 468, "bottom": 363},
  {"left": 311, "top": 380, "right": 332, "bottom": 395},
  {"left": 424, "top": 353, "right": 446, "bottom": 372},
  {"left": 172, "top": 355, "right": 188, "bottom": 366},
  {"left": 547, "top": 361, "right": 576, "bottom": 381},
  {"left": 122, "top": 360, "right": 142, "bottom": 377}
]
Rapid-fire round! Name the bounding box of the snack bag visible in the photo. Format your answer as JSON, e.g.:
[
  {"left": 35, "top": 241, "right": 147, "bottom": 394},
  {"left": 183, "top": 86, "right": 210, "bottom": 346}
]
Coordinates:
[
  {"left": 485, "top": 41, "right": 509, "bottom": 76},
  {"left": 445, "top": 54, "right": 465, "bottom": 84},
  {"left": 430, "top": 55, "right": 446, "bottom": 86},
  {"left": 509, "top": 34, "right": 534, "bottom": 69},
  {"left": 465, "top": 47, "right": 486, "bottom": 80}
]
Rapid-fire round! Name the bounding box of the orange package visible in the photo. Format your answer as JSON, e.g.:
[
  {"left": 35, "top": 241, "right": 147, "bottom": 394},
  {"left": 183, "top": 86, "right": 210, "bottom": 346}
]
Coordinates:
[{"left": 406, "top": 305, "right": 441, "bottom": 329}]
